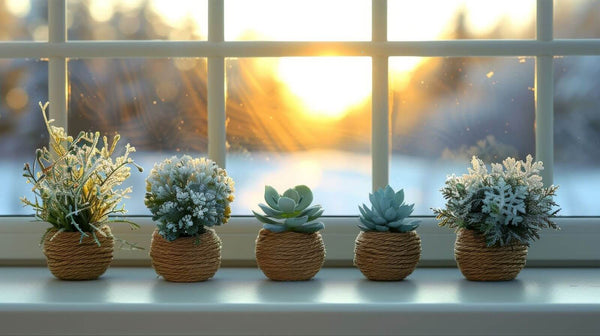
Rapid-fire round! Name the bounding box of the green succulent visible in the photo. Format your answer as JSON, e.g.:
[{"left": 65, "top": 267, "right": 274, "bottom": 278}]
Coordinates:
[
  {"left": 252, "top": 185, "right": 324, "bottom": 233},
  {"left": 358, "top": 185, "right": 420, "bottom": 233}
]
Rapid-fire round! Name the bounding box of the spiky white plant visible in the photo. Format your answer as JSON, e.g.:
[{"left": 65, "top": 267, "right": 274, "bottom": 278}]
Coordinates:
[
  {"left": 144, "top": 155, "right": 235, "bottom": 241},
  {"left": 433, "top": 155, "right": 559, "bottom": 247},
  {"left": 21, "top": 103, "right": 143, "bottom": 246}
]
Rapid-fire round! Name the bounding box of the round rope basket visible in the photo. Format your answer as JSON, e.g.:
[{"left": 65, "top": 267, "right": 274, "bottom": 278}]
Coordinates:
[
  {"left": 354, "top": 231, "right": 421, "bottom": 281},
  {"left": 150, "top": 228, "right": 222, "bottom": 282},
  {"left": 255, "top": 229, "right": 325, "bottom": 281},
  {"left": 455, "top": 229, "right": 528, "bottom": 281},
  {"left": 42, "top": 225, "right": 114, "bottom": 281}
]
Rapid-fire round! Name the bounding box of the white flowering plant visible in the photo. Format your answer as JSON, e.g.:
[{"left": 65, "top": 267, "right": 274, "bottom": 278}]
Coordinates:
[
  {"left": 144, "top": 155, "right": 235, "bottom": 241},
  {"left": 21, "top": 103, "right": 143, "bottom": 245},
  {"left": 433, "top": 155, "right": 559, "bottom": 247}
]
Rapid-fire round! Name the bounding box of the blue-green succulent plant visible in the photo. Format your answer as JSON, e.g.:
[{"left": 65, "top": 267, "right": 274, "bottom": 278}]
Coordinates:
[
  {"left": 252, "top": 185, "right": 324, "bottom": 233},
  {"left": 358, "top": 185, "right": 420, "bottom": 233}
]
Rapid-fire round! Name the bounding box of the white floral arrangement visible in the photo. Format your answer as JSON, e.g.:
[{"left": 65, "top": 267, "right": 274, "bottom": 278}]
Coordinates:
[
  {"left": 144, "top": 155, "right": 235, "bottom": 241},
  {"left": 22, "top": 103, "right": 143, "bottom": 245},
  {"left": 433, "top": 155, "right": 559, "bottom": 247}
]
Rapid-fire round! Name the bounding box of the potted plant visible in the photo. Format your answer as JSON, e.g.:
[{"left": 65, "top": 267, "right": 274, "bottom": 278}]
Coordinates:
[
  {"left": 252, "top": 185, "right": 325, "bottom": 281},
  {"left": 21, "top": 103, "right": 143, "bottom": 280},
  {"left": 433, "top": 155, "right": 560, "bottom": 281},
  {"left": 145, "top": 155, "right": 235, "bottom": 282},
  {"left": 355, "top": 185, "right": 421, "bottom": 281}
]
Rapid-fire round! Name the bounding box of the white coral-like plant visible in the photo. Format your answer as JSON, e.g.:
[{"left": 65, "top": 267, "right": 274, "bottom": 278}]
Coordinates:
[
  {"left": 144, "top": 155, "right": 235, "bottom": 241},
  {"left": 22, "top": 103, "right": 143, "bottom": 246},
  {"left": 434, "top": 155, "right": 559, "bottom": 247}
]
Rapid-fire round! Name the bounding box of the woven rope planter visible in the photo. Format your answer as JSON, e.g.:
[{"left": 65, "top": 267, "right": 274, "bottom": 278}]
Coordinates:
[
  {"left": 354, "top": 231, "right": 421, "bottom": 281},
  {"left": 255, "top": 229, "right": 325, "bottom": 281},
  {"left": 150, "top": 228, "right": 222, "bottom": 282},
  {"left": 455, "top": 229, "right": 528, "bottom": 281},
  {"left": 42, "top": 225, "right": 114, "bottom": 281}
]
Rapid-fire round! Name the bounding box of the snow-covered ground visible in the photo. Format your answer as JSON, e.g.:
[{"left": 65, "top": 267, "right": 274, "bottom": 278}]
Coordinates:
[{"left": 5, "top": 151, "right": 598, "bottom": 216}]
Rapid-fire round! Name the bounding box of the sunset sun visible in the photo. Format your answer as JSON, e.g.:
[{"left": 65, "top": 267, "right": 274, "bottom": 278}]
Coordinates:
[{"left": 277, "top": 57, "right": 371, "bottom": 120}]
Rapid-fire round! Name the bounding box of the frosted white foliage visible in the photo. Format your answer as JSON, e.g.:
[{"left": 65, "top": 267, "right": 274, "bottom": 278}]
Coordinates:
[
  {"left": 434, "top": 155, "right": 559, "bottom": 247},
  {"left": 144, "top": 155, "right": 234, "bottom": 241},
  {"left": 481, "top": 178, "right": 527, "bottom": 226},
  {"left": 22, "top": 103, "right": 143, "bottom": 245}
]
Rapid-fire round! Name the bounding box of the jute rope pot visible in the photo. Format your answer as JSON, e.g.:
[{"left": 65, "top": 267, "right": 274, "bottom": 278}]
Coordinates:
[
  {"left": 455, "top": 229, "right": 528, "bottom": 281},
  {"left": 255, "top": 229, "right": 325, "bottom": 281},
  {"left": 354, "top": 231, "right": 421, "bottom": 281},
  {"left": 150, "top": 228, "right": 222, "bottom": 282},
  {"left": 42, "top": 225, "right": 114, "bottom": 281}
]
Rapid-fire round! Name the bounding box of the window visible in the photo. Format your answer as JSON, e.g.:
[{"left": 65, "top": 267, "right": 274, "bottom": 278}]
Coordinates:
[{"left": 1, "top": 0, "right": 599, "bottom": 264}]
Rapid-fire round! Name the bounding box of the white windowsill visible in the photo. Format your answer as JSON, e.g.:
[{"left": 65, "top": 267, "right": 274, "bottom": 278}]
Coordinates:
[{"left": 0, "top": 267, "right": 599, "bottom": 336}]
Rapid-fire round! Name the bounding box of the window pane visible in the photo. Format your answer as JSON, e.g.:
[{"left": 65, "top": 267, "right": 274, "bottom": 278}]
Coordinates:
[
  {"left": 69, "top": 58, "right": 208, "bottom": 215},
  {"left": 0, "top": 0, "right": 47, "bottom": 41},
  {"left": 67, "top": 0, "right": 208, "bottom": 40},
  {"left": 390, "top": 57, "right": 535, "bottom": 215},
  {"left": 226, "top": 57, "right": 371, "bottom": 215},
  {"left": 0, "top": 59, "right": 48, "bottom": 215},
  {"left": 388, "top": 0, "right": 535, "bottom": 40},
  {"left": 555, "top": 0, "right": 600, "bottom": 39},
  {"left": 225, "top": 0, "right": 370, "bottom": 41},
  {"left": 554, "top": 56, "right": 600, "bottom": 216}
]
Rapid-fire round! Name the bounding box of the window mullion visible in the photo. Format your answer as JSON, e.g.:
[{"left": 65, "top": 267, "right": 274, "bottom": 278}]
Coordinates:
[
  {"left": 208, "top": 0, "right": 226, "bottom": 167},
  {"left": 535, "top": 0, "right": 554, "bottom": 186},
  {"left": 48, "top": 0, "right": 68, "bottom": 132},
  {"left": 372, "top": 0, "right": 389, "bottom": 191}
]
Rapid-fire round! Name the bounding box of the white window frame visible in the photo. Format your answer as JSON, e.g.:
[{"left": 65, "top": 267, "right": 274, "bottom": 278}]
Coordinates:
[{"left": 1, "top": 0, "right": 599, "bottom": 266}]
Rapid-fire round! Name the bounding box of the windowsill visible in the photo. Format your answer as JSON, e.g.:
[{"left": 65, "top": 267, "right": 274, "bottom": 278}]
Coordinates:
[{"left": 1, "top": 267, "right": 599, "bottom": 336}]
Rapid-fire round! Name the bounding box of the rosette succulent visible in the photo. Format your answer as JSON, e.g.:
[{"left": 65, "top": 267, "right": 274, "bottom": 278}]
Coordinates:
[
  {"left": 252, "top": 185, "right": 324, "bottom": 233},
  {"left": 144, "top": 155, "right": 235, "bottom": 241},
  {"left": 358, "top": 185, "right": 420, "bottom": 233}
]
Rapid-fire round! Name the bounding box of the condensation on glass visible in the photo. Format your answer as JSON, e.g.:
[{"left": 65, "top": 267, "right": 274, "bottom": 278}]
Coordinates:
[
  {"left": 225, "top": 57, "right": 372, "bottom": 215},
  {"left": 67, "top": 0, "right": 208, "bottom": 40},
  {"left": 389, "top": 57, "right": 535, "bottom": 215},
  {"left": 69, "top": 58, "right": 208, "bottom": 214},
  {"left": 225, "top": 0, "right": 371, "bottom": 41},
  {"left": 0, "top": 0, "right": 48, "bottom": 41},
  {"left": 0, "top": 59, "right": 48, "bottom": 214},
  {"left": 387, "top": 0, "right": 535, "bottom": 40},
  {"left": 553, "top": 56, "right": 600, "bottom": 215}
]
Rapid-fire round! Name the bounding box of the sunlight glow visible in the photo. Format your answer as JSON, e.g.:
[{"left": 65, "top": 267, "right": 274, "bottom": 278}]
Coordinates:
[
  {"left": 225, "top": 0, "right": 371, "bottom": 41},
  {"left": 5, "top": 0, "right": 31, "bottom": 18},
  {"left": 463, "top": 0, "right": 535, "bottom": 35},
  {"left": 278, "top": 58, "right": 371, "bottom": 120},
  {"left": 144, "top": 0, "right": 536, "bottom": 119},
  {"left": 89, "top": 0, "right": 115, "bottom": 22}
]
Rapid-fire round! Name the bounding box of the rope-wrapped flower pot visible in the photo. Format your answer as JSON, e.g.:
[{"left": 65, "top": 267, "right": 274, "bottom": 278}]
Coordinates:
[
  {"left": 144, "top": 155, "right": 235, "bottom": 283},
  {"left": 150, "top": 228, "right": 222, "bottom": 282},
  {"left": 455, "top": 229, "right": 527, "bottom": 281},
  {"left": 434, "top": 156, "right": 560, "bottom": 282},
  {"left": 354, "top": 231, "right": 421, "bottom": 281},
  {"left": 22, "top": 104, "right": 142, "bottom": 281},
  {"left": 255, "top": 229, "right": 325, "bottom": 281},
  {"left": 355, "top": 185, "right": 421, "bottom": 281},
  {"left": 253, "top": 185, "right": 326, "bottom": 281},
  {"left": 42, "top": 225, "right": 114, "bottom": 281}
]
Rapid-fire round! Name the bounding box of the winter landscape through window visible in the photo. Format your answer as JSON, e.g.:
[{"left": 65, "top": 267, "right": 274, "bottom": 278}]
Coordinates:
[{"left": 0, "top": 0, "right": 598, "bottom": 217}]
